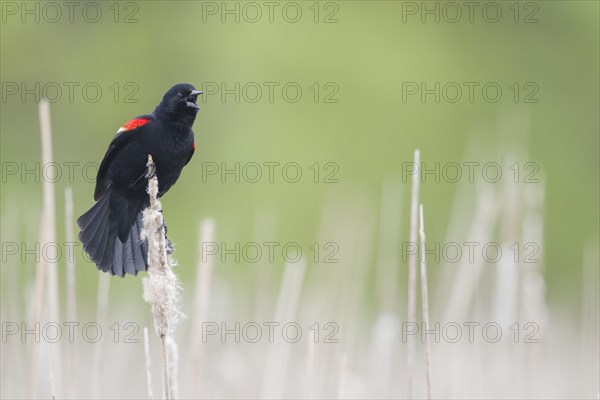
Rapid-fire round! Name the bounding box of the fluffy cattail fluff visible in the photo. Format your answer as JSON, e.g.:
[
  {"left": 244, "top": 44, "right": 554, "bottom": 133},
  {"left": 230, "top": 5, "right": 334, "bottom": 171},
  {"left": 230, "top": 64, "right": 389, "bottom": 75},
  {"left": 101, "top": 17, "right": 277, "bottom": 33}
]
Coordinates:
[
  {"left": 141, "top": 155, "right": 182, "bottom": 400},
  {"left": 141, "top": 155, "right": 182, "bottom": 337}
]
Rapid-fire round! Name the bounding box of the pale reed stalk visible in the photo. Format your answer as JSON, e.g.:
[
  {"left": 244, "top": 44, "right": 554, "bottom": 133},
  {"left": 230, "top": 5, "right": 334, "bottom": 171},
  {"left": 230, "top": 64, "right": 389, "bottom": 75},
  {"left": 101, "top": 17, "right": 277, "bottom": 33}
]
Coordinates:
[
  {"left": 419, "top": 204, "right": 432, "bottom": 400},
  {"left": 406, "top": 149, "right": 420, "bottom": 398},
  {"left": 92, "top": 273, "right": 110, "bottom": 397},
  {"left": 64, "top": 186, "right": 77, "bottom": 398},
  {"left": 30, "top": 100, "right": 60, "bottom": 398},
  {"left": 143, "top": 326, "right": 154, "bottom": 399},
  {"left": 189, "top": 218, "right": 215, "bottom": 396},
  {"left": 142, "top": 155, "right": 182, "bottom": 400}
]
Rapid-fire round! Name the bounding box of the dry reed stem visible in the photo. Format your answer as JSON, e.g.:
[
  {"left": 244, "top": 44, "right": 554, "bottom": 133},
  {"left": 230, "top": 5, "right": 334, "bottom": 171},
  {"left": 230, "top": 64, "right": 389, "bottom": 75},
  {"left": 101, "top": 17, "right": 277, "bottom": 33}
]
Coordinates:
[
  {"left": 64, "top": 186, "right": 77, "bottom": 397},
  {"left": 65, "top": 186, "right": 77, "bottom": 322},
  {"left": 160, "top": 336, "right": 171, "bottom": 400},
  {"left": 406, "top": 148, "right": 420, "bottom": 398},
  {"left": 141, "top": 155, "right": 182, "bottom": 400},
  {"left": 167, "top": 336, "right": 180, "bottom": 399},
  {"left": 48, "top": 344, "right": 56, "bottom": 400},
  {"left": 419, "top": 204, "right": 431, "bottom": 400},
  {"left": 29, "top": 222, "right": 45, "bottom": 397},
  {"left": 30, "top": 99, "right": 60, "bottom": 398},
  {"left": 39, "top": 100, "right": 60, "bottom": 325},
  {"left": 494, "top": 159, "right": 520, "bottom": 326},
  {"left": 189, "top": 218, "right": 215, "bottom": 396},
  {"left": 144, "top": 326, "right": 154, "bottom": 399},
  {"left": 261, "top": 259, "right": 307, "bottom": 398},
  {"left": 306, "top": 328, "right": 318, "bottom": 399},
  {"left": 92, "top": 273, "right": 110, "bottom": 397}
]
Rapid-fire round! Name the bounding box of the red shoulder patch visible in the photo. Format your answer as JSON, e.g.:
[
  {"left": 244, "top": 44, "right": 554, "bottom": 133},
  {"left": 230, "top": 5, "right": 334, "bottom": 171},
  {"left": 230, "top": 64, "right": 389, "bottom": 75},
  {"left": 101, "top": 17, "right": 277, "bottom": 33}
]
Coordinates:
[
  {"left": 193, "top": 142, "right": 196, "bottom": 151},
  {"left": 117, "top": 118, "right": 149, "bottom": 133}
]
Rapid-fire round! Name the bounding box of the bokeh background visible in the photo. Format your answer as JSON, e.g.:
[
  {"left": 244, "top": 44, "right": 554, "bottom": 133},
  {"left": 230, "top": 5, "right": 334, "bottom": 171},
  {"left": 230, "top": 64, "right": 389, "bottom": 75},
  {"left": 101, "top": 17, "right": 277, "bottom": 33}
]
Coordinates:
[{"left": 1, "top": 1, "right": 598, "bottom": 399}]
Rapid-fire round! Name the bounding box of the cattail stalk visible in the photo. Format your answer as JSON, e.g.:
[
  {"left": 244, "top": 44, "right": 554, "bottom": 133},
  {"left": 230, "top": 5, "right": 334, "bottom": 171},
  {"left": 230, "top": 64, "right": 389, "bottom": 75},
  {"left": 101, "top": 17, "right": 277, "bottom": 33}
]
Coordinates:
[
  {"left": 65, "top": 187, "right": 77, "bottom": 322},
  {"left": 167, "top": 336, "right": 180, "bottom": 399},
  {"left": 64, "top": 186, "right": 77, "bottom": 398},
  {"left": 190, "top": 218, "right": 215, "bottom": 396},
  {"left": 406, "top": 149, "right": 420, "bottom": 397},
  {"left": 92, "top": 273, "right": 110, "bottom": 397},
  {"left": 419, "top": 204, "right": 432, "bottom": 400},
  {"left": 306, "top": 329, "right": 317, "bottom": 399},
  {"left": 48, "top": 344, "right": 56, "bottom": 400},
  {"left": 143, "top": 327, "right": 154, "bottom": 399},
  {"left": 261, "top": 259, "right": 307, "bottom": 398},
  {"left": 39, "top": 100, "right": 60, "bottom": 325},
  {"left": 30, "top": 99, "right": 60, "bottom": 398},
  {"left": 142, "top": 155, "right": 181, "bottom": 400}
]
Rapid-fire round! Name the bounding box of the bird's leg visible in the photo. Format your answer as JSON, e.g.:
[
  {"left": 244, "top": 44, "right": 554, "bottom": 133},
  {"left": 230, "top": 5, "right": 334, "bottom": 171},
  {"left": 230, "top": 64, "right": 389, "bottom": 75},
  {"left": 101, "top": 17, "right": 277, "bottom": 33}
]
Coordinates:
[
  {"left": 145, "top": 161, "right": 157, "bottom": 180},
  {"left": 165, "top": 235, "right": 174, "bottom": 255}
]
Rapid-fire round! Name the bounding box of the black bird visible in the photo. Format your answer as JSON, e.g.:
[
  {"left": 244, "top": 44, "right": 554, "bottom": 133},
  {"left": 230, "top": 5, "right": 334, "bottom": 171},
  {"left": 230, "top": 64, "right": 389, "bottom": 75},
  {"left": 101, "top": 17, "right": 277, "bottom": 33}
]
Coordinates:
[{"left": 77, "top": 83, "right": 202, "bottom": 277}]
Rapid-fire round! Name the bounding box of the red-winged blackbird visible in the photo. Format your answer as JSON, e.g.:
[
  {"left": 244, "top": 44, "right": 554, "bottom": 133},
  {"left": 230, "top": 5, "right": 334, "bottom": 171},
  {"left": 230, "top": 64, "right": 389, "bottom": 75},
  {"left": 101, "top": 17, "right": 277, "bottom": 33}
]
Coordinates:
[{"left": 77, "top": 83, "right": 202, "bottom": 277}]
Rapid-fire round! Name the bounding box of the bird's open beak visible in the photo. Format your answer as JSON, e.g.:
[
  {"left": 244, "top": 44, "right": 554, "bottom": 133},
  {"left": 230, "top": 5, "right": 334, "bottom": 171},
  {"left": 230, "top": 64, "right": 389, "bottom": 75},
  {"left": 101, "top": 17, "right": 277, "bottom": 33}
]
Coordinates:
[
  {"left": 187, "top": 90, "right": 203, "bottom": 110},
  {"left": 186, "top": 101, "right": 201, "bottom": 110}
]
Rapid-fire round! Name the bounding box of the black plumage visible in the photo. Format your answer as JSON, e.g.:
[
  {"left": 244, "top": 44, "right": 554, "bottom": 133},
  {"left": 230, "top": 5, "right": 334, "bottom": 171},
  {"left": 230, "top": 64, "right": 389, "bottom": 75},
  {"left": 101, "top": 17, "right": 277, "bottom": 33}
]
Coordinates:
[{"left": 77, "top": 83, "right": 202, "bottom": 277}]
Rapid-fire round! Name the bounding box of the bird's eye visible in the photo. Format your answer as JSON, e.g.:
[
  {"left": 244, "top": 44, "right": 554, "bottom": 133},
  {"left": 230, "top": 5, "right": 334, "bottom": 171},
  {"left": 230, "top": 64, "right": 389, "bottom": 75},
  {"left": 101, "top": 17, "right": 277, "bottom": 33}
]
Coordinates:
[{"left": 177, "top": 92, "right": 184, "bottom": 97}]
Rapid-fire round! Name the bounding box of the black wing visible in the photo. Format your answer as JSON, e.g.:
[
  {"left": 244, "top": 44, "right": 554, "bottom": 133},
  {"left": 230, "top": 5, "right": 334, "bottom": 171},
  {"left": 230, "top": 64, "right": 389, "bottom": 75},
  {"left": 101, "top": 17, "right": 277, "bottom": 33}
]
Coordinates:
[{"left": 94, "top": 114, "right": 154, "bottom": 200}]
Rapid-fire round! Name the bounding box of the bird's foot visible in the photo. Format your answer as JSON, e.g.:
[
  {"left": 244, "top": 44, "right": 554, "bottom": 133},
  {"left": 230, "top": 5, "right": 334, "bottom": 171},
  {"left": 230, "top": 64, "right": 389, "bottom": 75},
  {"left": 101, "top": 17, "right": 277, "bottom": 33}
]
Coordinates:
[
  {"left": 165, "top": 235, "right": 174, "bottom": 255},
  {"left": 161, "top": 217, "right": 168, "bottom": 234},
  {"left": 145, "top": 162, "right": 157, "bottom": 180}
]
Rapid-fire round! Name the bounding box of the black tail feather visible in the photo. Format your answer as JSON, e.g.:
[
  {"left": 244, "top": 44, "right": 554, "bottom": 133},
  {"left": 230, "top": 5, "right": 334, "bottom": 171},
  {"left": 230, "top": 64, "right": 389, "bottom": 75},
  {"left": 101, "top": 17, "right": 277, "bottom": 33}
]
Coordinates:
[
  {"left": 78, "top": 193, "right": 110, "bottom": 244},
  {"left": 78, "top": 190, "right": 148, "bottom": 277},
  {"left": 130, "top": 214, "right": 148, "bottom": 273},
  {"left": 123, "top": 229, "right": 136, "bottom": 276},
  {"left": 111, "top": 237, "right": 124, "bottom": 277},
  {"left": 95, "top": 208, "right": 114, "bottom": 273}
]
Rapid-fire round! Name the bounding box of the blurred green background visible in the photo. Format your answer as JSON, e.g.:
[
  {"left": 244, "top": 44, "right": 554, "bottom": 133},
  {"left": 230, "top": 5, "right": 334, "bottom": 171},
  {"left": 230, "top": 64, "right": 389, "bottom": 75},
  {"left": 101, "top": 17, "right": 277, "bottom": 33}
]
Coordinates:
[{"left": 1, "top": 1, "right": 598, "bottom": 311}]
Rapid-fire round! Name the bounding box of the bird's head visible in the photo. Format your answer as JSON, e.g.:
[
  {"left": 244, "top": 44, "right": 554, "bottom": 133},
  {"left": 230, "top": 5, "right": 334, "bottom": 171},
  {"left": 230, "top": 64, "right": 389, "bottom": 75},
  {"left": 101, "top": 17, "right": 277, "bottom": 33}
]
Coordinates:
[{"left": 156, "top": 83, "right": 203, "bottom": 122}]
